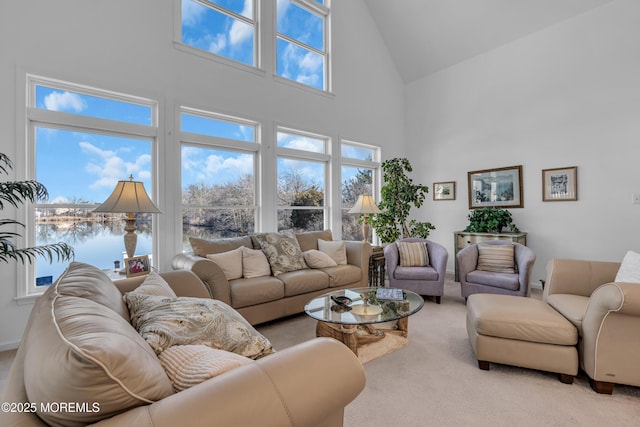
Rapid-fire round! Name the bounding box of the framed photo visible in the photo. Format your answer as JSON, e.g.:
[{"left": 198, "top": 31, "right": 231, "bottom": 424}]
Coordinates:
[
  {"left": 125, "top": 255, "right": 151, "bottom": 277},
  {"left": 467, "top": 165, "right": 523, "bottom": 209},
  {"left": 433, "top": 181, "right": 456, "bottom": 201},
  {"left": 542, "top": 166, "right": 577, "bottom": 201}
]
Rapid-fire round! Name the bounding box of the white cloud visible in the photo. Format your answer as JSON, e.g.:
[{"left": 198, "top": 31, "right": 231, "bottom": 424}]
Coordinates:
[
  {"left": 229, "top": 0, "right": 254, "bottom": 46},
  {"left": 208, "top": 33, "right": 227, "bottom": 53},
  {"left": 182, "top": 0, "right": 205, "bottom": 26},
  {"left": 79, "top": 142, "right": 151, "bottom": 191},
  {"left": 278, "top": 136, "right": 323, "bottom": 153},
  {"left": 205, "top": 153, "right": 253, "bottom": 179},
  {"left": 44, "top": 91, "right": 86, "bottom": 112}
]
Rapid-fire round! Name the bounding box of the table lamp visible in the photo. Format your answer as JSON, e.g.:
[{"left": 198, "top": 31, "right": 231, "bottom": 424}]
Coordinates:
[
  {"left": 348, "top": 194, "right": 381, "bottom": 243},
  {"left": 94, "top": 175, "right": 162, "bottom": 270}
]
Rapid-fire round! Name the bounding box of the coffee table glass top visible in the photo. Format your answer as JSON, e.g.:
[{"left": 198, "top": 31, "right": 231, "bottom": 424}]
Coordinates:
[{"left": 304, "top": 287, "right": 424, "bottom": 325}]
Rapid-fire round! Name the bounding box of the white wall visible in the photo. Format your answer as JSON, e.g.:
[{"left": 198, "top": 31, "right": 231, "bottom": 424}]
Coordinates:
[
  {"left": 0, "top": 0, "right": 405, "bottom": 348},
  {"left": 406, "top": 0, "right": 640, "bottom": 285}
]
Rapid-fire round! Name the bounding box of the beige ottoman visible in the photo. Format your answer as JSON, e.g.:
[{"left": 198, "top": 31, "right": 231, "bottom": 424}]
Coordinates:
[{"left": 466, "top": 294, "right": 578, "bottom": 384}]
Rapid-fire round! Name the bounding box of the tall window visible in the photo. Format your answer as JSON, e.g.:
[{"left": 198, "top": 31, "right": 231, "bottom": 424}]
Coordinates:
[
  {"left": 26, "top": 76, "right": 157, "bottom": 294},
  {"left": 180, "top": 0, "right": 257, "bottom": 67},
  {"left": 180, "top": 108, "right": 259, "bottom": 249},
  {"left": 277, "top": 128, "right": 329, "bottom": 231},
  {"left": 276, "top": 0, "right": 330, "bottom": 91},
  {"left": 341, "top": 140, "right": 380, "bottom": 240}
]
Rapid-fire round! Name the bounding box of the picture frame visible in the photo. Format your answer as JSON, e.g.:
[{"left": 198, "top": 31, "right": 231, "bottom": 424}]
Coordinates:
[
  {"left": 467, "top": 165, "right": 523, "bottom": 209},
  {"left": 433, "top": 181, "right": 456, "bottom": 201},
  {"left": 125, "top": 255, "right": 151, "bottom": 277},
  {"left": 542, "top": 166, "right": 577, "bottom": 201}
]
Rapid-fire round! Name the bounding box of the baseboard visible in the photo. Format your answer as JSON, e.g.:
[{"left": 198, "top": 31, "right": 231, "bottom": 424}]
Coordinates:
[{"left": 0, "top": 340, "right": 20, "bottom": 352}]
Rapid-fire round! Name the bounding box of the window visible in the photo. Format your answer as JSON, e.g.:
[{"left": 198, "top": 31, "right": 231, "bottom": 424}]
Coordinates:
[
  {"left": 276, "top": 0, "right": 329, "bottom": 91},
  {"left": 277, "top": 128, "right": 329, "bottom": 231},
  {"left": 180, "top": 108, "right": 259, "bottom": 249},
  {"left": 180, "top": 0, "right": 257, "bottom": 67},
  {"left": 26, "top": 76, "right": 157, "bottom": 295},
  {"left": 341, "top": 141, "right": 380, "bottom": 241}
]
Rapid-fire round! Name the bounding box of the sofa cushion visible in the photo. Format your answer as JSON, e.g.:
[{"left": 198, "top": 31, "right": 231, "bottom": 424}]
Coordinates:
[
  {"left": 229, "top": 276, "right": 286, "bottom": 308},
  {"left": 158, "top": 345, "right": 253, "bottom": 392},
  {"left": 241, "top": 246, "right": 272, "bottom": 278},
  {"left": 132, "top": 271, "right": 178, "bottom": 297},
  {"left": 615, "top": 250, "right": 640, "bottom": 283},
  {"left": 254, "top": 231, "right": 308, "bottom": 276},
  {"left": 318, "top": 239, "right": 348, "bottom": 265},
  {"left": 278, "top": 269, "right": 330, "bottom": 296},
  {"left": 189, "top": 236, "right": 253, "bottom": 258},
  {"left": 24, "top": 263, "right": 174, "bottom": 427},
  {"left": 296, "top": 229, "right": 333, "bottom": 251},
  {"left": 303, "top": 249, "right": 338, "bottom": 268},
  {"left": 545, "top": 294, "right": 590, "bottom": 335},
  {"left": 396, "top": 241, "right": 430, "bottom": 267},
  {"left": 124, "top": 293, "right": 274, "bottom": 359},
  {"left": 321, "top": 264, "right": 363, "bottom": 287},
  {"left": 477, "top": 243, "right": 516, "bottom": 274},
  {"left": 207, "top": 247, "right": 243, "bottom": 280}
]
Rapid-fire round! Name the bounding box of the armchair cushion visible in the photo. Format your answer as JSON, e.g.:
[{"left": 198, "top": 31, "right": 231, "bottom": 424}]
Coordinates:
[
  {"left": 394, "top": 266, "right": 438, "bottom": 281},
  {"left": 397, "top": 241, "right": 430, "bottom": 267},
  {"left": 124, "top": 293, "right": 274, "bottom": 359},
  {"left": 477, "top": 242, "right": 516, "bottom": 274},
  {"left": 614, "top": 250, "right": 640, "bottom": 283},
  {"left": 466, "top": 270, "right": 519, "bottom": 291}
]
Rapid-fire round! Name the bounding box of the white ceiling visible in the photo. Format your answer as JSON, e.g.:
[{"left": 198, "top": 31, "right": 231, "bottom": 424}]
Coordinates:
[{"left": 364, "top": 0, "right": 614, "bottom": 83}]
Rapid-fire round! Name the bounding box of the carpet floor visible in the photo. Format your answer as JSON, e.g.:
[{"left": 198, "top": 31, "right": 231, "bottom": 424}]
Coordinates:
[{"left": 256, "top": 280, "right": 640, "bottom": 427}]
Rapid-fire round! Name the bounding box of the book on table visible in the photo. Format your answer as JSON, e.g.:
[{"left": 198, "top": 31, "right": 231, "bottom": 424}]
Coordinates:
[{"left": 376, "top": 288, "right": 403, "bottom": 301}]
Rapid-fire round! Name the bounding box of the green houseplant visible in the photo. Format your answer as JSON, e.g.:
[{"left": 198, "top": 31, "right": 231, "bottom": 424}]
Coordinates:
[
  {"left": 370, "top": 158, "right": 435, "bottom": 243},
  {"left": 1, "top": 153, "right": 74, "bottom": 264},
  {"left": 464, "top": 207, "right": 520, "bottom": 234}
]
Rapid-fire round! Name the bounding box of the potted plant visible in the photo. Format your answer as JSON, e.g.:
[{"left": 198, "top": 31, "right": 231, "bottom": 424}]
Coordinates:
[
  {"left": 370, "top": 158, "right": 435, "bottom": 243},
  {"left": 463, "top": 207, "right": 520, "bottom": 234},
  {"left": 1, "top": 153, "right": 74, "bottom": 264}
]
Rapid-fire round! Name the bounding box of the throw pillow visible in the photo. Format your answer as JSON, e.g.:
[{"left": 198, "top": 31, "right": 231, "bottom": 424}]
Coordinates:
[
  {"left": 130, "top": 271, "right": 178, "bottom": 297},
  {"left": 254, "top": 231, "right": 307, "bottom": 276},
  {"left": 397, "top": 241, "right": 430, "bottom": 267},
  {"left": 124, "top": 293, "right": 274, "bottom": 359},
  {"left": 241, "top": 246, "right": 272, "bottom": 278},
  {"left": 303, "top": 249, "right": 338, "bottom": 268},
  {"left": 318, "top": 239, "right": 347, "bottom": 265},
  {"left": 206, "top": 247, "right": 243, "bottom": 280},
  {"left": 159, "top": 345, "right": 253, "bottom": 392},
  {"left": 477, "top": 243, "right": 516, "bottom": 274},
  {"left": 615, "top": 250, "right": 640, "bottom": 283}
]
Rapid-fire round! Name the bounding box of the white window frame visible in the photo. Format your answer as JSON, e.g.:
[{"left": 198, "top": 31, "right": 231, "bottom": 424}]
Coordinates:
[
  {"left": 275, "top": 0, "right": 331, "bottom": 92},
  {"left": 17, "top": 74, "right": 159, "bottom": 300},
  {"left": 175, "top": 0, "right": 262, "bottom": 74},
  {"left": 178, "top": 106, "right": 262, "bottom": 247}
]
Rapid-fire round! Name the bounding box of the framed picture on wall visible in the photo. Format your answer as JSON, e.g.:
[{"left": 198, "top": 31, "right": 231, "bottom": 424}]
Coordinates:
[
  {"left": 125, "top": 255, "right": 151, "bottom": 278},
  {"left": 542, "top": 166, "right": 577, "bottom": 201},
  {"left": 467, "top": 165, "right": 523, "bottom": 209},
  {"left": 433, "top": 181, "right": 456, "bottom": 200}
]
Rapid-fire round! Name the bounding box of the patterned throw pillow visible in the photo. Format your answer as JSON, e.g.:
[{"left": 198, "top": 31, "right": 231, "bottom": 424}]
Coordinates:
[
  {"left": 477, "top": 243, "right": 516, "bottom": 273},
  {"left": 254, "top": 231, "right": 307, "bottom": 276},
  {"left": 124, "top": 293, "right": 275, "bottom": 359},
  {"left": 159, "top": 345, "right": 253, "bottom": 392},
  {"left": 397, "top": 241, "right": 430, "bottom": 267}
]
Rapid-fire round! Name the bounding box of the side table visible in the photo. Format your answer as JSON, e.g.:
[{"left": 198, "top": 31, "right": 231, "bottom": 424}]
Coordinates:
[{"left": 368, "top": 246, "right": 386, "bottom": 287}]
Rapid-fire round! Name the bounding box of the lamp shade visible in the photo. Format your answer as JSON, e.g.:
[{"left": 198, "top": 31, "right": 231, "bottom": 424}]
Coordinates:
[
  {"left": 348, "top": 194, "right": 381, "bottom": 214},
  {"left": 94, "top": 175, "right": 162, "bottom": 214}
]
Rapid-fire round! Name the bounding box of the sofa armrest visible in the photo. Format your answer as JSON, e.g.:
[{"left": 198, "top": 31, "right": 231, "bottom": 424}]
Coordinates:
[
  {"left": 543, "top": 259, "right": 620, "bottom": 301},
  {"left": 90, "top": 338, "right": 366, "bottom": 427},
  {"left": 113, "top": 270, "right": 211, "bottom": 298},
  {"left": 172, "top": 253, "right": 231, "bottom": 304},
  {"left": 345, "top": 241, "right": 372, "bottom": 286}
]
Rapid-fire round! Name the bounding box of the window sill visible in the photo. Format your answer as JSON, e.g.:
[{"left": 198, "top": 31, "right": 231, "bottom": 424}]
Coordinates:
[
  {"left": 173, "top": 42, "right": 266, "bottom": 78},
  {"left": 273, "top": 75, "right": 335, "bottom": 99}
]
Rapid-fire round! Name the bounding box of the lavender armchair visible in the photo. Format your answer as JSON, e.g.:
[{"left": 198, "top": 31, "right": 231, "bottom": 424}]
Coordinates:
[
  {"left": 384, "top": 238, "right": 449, "bottom": 304},
  {"left": 457, "top": 240, "right": 535, "bottom": 299}
]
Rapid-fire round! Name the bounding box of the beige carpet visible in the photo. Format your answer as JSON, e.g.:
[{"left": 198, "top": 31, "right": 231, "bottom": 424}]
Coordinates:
[{"left": 257, "top": 279, "right": 640, "bottom": 427}]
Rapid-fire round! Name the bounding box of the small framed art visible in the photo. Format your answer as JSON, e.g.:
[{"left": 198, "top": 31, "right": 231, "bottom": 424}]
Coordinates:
[
  {"left": 125, "top": 255, "right": 151, "bottom": 277},
  {"left": 542, "top": 166, "right": 577, "bottom": 201},
  {"left": 433, "top": 181, "right": 456, "bottom": 201}
]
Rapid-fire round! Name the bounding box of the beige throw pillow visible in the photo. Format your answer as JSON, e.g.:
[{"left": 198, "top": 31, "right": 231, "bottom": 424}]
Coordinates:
[
  {"left": 303, "top": 249, "right": 338, "bottom": 268},
  {"left": 615, "top": 250, "right": 640, "bottom": 283},
  {"left": 241, "top": 246, "right": 272, "bottom": 278},
  {"left": 206, "top": 247, "right": 243, "bottom": 280},
  {"left": 159, "top": 345, "right": 253, "bottom": 392},
  {"left": 130, "top": 272, "right": 178, "bottom": 297},
  {"left": 318, "top": 239, "right": 347, "bottom": 265}
]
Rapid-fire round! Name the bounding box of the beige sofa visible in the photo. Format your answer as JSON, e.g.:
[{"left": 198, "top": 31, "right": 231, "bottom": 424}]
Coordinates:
[
  {"left": 1, "top": 262, "right": 366, "bottom": 427},
  {"left": 544, "top": 258, "right": 640, "bottom": 394},
  {"left": 172, "top": 230, "right": 372, "bottom": 325}
]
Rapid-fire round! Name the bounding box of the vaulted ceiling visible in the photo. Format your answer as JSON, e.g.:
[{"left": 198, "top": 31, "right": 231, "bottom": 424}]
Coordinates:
[{"left": 364, "top": 0, "right": 614, "bottom": 83}]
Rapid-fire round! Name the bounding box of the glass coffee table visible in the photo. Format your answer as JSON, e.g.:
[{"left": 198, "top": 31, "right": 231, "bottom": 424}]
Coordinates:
[{"left": 304, "top": 287, "right": 424, "bottom": 363}]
